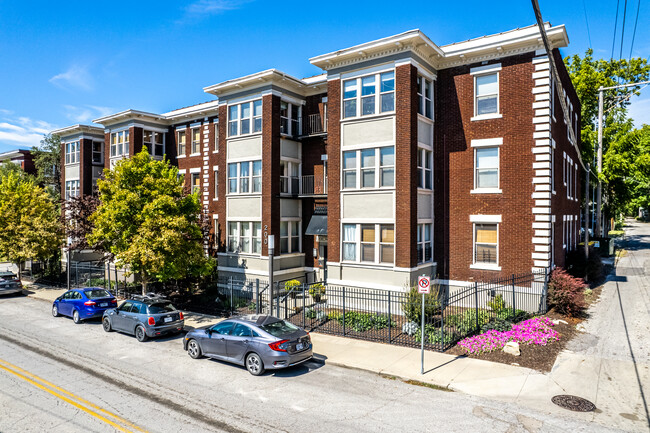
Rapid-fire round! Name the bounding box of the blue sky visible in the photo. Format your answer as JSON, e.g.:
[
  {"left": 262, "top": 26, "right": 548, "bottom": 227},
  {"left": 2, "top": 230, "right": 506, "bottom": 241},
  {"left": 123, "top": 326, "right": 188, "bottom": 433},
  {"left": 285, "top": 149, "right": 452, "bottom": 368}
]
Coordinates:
[{"left": 0, "top": 0, "right": 648, "bottom": 153}]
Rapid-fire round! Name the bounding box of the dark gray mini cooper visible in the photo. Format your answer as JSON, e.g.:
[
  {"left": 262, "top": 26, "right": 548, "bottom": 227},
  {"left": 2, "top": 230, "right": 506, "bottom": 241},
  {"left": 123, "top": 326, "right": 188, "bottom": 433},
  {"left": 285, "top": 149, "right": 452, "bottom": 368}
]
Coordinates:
[
  {"left": 183, "top": 315, "right": 312, "bottom": 376},
  {"left": 102, "top": 295, "right": 184, "bottom": 342}
]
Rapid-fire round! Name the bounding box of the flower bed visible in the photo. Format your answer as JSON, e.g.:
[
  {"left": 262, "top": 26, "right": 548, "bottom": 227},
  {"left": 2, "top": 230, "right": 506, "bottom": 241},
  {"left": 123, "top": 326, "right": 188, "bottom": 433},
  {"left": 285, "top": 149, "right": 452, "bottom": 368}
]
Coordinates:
[{"left": 457, "top": 316, "right": 559, "bottom": 355}]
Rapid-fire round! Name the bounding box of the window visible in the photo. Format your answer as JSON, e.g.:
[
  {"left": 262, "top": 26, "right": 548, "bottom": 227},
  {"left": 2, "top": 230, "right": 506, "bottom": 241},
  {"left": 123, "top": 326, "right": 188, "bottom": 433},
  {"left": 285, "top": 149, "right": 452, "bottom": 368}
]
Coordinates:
[
  {"left": 417, "top": 224, "right": 433, "bottom": 264},
  {"left": 475, "top": 147, "right": 499, "bottom": 189},
  {"left": 417, "top": 149, "right": 433, "bottom": 189},
  {"left": 474, "top": 73, "right": 498, "bottom": 116},
  {"left": 342, "top": 71, "right": 394, "bottom": 119},
  {"left": 280, "top": 160, "right": 299, "bottom": 194},
  {"left": 214, "top": 122, "right": 219, "bottom": 152},
  {"left": 227, "top": 221, "right": 262, "bottom": 254},
  {"left": 214, "top": 170, "right": 218, "bottom": 199},
  {"left": 110, "top": 131, "right": 129, "bottom": 158},
  {"left": 280, "top": 101, "right": 301, "bottom": 136},
  {"left": 550, "top": 78, "right": 556, "bottom": 121},
  {"left": 228, "top": 100, "right": 262, "bottom": 137},
  {"left": 92, "top": 141, "right": 103, "bottom": 164},
  {"left": 143, "top": 131, "right": 164, "bottom": 157},
  {"left": 474, "top": 223, "right": 498, "bottom": 264},
  {"left": 227, "top": 161, "right": 262, "bottom": 194},
  {"left": 191, "top": 173, "right": 200, "bottom": 195},
  {"left": 65, "top": 179, "right": 80, "bottom": 200},
  {"left": 342, "top": 223, "right": 394, "bottom": 264},
  {"left": 65, "top": 141, "right": 80, "bottom": 164},
  {"left": 280, "top": 221, "right": 300, "bottom": 254},
  {"left": 417, "top": 75, "right": 433, "bottom": 119},
  {"left": 177, "top": 130, "right": 186, "bottom": 156},
  {"left": 342, "top": 146, "right": 395, "bottom": 190},
  {"left": 191, "top": 127, "right": 201, "bottom": 154}
]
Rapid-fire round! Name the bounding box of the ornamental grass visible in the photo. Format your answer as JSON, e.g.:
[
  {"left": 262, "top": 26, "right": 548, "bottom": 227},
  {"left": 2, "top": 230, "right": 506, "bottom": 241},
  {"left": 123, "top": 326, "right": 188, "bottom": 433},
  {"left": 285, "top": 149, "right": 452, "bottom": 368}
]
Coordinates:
[{"left": 457, "top": 316, "right": 559, "bottom": 355}]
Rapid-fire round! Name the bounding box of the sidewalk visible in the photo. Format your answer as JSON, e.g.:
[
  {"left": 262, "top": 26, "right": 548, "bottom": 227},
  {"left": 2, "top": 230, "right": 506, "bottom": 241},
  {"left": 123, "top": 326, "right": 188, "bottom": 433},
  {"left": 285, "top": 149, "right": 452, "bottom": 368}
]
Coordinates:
[{"left": 22, "top": 263, "right": 646, "bottom": 432}]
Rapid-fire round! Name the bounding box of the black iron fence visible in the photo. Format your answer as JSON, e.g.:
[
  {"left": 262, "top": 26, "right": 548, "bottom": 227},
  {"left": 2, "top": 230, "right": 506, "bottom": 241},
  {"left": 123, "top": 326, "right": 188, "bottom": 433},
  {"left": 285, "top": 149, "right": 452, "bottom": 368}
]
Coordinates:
[{"left": 245, "top": 270, "right": 548, "bottom": 352}]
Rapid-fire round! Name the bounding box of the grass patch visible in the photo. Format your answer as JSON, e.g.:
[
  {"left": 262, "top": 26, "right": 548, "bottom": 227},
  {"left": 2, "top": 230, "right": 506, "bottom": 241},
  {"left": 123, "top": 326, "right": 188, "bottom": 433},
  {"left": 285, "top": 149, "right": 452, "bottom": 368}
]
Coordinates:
[
  {"left": 403, "top": 379, "right": 453, "bottom": 392},
  {"left": 608, "top": 230, "right": 625, "bottom": 237}
]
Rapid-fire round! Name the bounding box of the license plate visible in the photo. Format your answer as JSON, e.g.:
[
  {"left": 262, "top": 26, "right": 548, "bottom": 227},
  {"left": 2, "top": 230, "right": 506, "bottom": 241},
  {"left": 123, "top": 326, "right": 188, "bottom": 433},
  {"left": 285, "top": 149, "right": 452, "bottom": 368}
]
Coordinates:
[
  {"left": 296, "top": 343, "right": 303, "bottom": 351},
  {"left": 164, "top": 317, "right": 172, "bottom": 323},
  {"left": 100, "top": 303, "right": 108, "bottom": 307}
]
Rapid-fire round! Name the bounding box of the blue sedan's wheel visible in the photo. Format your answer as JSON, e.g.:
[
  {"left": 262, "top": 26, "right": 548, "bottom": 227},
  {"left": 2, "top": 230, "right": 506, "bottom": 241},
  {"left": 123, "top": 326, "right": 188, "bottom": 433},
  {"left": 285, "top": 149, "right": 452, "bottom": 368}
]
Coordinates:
[
  {"left": 187, "top": 339, "right": 202, "bottom": 359},
  {"left": 245, "top": 353, "right": 265, "bottom": 376},
  {"left": 52, "top": 304, "right": 59, "bottom": 317},
  {"left": 72, "top": 310, "right": 81, "bottom": 324},
  {"left": 102, "top": 317, "right": 112, "bottom": 332}
]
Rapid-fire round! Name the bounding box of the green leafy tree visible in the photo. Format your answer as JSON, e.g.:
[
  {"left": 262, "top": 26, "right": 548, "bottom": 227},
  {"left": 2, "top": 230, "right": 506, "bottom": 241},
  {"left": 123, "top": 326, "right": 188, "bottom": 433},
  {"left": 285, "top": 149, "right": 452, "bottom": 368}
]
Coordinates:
[
  {"left": 0, "top": 161, "right": 27, "bottom": 181},
  {"left": 0, "top": 171, "right": 63, "bottom": 278},
  {"left": 31, "top": 133, "right": 61, "bottom": 200},
  {"left": 88, "top": 150, "right": 214, "bottom": 294}
]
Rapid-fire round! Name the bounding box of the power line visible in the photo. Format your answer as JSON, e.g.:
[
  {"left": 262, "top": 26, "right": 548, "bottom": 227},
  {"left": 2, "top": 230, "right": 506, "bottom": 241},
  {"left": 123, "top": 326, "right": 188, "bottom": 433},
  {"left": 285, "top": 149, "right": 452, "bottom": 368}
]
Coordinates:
[
  {"left": 582, "top": 0, "right": 593, "bottom": 49},
  {"left": 611, "top": 0, "right": 621, "bottom": 59},
  {"left": 619, "top": 0, "right": 629, "bottom": 60},
  {"left": 629, "top": 0, "right": 641, "bottom": 59}
]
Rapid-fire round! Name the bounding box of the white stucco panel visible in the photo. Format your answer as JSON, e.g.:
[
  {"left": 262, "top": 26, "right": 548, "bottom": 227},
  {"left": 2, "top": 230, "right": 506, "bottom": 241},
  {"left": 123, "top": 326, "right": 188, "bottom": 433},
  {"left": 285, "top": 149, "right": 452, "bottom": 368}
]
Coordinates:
[
  {"left": 280, "top": 139, "right": 301, "bottom": 160},
  {"left": 280, "top": 199, "right": 300, "bottom": 218},
  {"left": 342, "top": 117, "right": 394, "bottom": 148},
  {"left": 417, "top": 192, "right": 433, "bottom": 220},
  {"left": 227, "top": 196, "right": 261, "bottom": 219},
  {"left": 227, "top": 136, "right": 262, "bottom": 160},
  {"left": 342, "top": 192, "right": 394, "bottom": 220}
]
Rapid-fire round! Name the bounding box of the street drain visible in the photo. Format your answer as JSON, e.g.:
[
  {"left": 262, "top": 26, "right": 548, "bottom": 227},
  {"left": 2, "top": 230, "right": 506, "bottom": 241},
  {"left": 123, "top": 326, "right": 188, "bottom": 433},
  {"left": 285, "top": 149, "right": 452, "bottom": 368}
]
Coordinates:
[{"left": 551, "top": 395, "right": 596, "bottom": 412}]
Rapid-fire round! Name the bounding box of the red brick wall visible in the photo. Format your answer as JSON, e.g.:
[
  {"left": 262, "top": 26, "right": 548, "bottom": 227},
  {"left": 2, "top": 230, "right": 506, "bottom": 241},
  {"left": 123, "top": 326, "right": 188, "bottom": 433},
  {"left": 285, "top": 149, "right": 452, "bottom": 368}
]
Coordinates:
[
  {"left": 435, "top": 53, "right": 537, "bottom": 281},
  {"left": 326, "top": 79, "right": 341, "bottom": 263},
  {"left": 395, "top": 64, "right": 419, "bottom": 268},
  {"left": 262, "top": 95, "right": 281, "bottom": 256}
]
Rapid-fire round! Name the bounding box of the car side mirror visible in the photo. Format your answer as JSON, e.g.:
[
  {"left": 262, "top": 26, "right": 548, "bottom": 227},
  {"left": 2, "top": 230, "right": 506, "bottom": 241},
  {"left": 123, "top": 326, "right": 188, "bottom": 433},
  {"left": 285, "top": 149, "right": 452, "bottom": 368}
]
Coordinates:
[{"left": 206, "top": 329, "right": 212, "bottom": 337}]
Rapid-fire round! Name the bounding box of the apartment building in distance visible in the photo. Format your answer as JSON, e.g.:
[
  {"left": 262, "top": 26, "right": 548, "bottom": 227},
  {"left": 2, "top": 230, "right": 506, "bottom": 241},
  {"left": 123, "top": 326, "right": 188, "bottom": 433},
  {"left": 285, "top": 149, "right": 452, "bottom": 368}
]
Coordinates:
[
  {"left": 55, "top": 22, "right": 582, "bottom": 291},
  {"left": 0, "top": 149, "right": 36, "bottom": 175}
]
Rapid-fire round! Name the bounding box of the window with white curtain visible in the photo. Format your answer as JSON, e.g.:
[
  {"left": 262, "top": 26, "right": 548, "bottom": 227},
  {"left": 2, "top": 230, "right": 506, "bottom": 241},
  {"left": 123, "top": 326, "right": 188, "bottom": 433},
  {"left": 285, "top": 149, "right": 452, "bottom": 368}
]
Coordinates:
[
  {"left": 342, "top": 224, "right": 357, "bottom": 261},
  {"left": 228, "top": 221, "right": 262, "bottom": 254},
  {"left": 342, "top": 223, "right": 394, "bottom": 264}
]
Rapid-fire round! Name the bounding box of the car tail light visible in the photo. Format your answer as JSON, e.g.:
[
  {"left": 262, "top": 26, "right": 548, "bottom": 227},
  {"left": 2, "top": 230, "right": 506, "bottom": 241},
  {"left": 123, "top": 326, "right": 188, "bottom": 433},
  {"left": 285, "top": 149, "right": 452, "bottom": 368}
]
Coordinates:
[
  {"left": 84, "top": 301, "right": 96, "bottom": 306},
  {"left": 179, "top": 312, "right": 184, "bottom": 320},
  {"left": 268, "top": 340, "right": 289, "bottom": 352},
  {"left": 148, "top": 317, "right": 155, "bottom": 326},
  {"left": 111, "top": 299, "right": 117, "bottom": 304}
]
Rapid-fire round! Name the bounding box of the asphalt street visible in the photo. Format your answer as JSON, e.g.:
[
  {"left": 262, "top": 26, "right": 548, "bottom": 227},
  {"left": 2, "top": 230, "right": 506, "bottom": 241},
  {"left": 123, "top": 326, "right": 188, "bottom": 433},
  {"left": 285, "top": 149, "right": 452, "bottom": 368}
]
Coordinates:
[{"left": 0, "top": 296, "right": 625, "bottom": 433}]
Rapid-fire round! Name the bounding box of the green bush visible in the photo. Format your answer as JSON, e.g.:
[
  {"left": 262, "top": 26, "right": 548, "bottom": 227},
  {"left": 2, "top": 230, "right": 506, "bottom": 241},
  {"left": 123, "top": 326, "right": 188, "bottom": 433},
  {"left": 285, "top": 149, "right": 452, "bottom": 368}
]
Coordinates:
[
  {"left": 480, "top": 317, "right": 513, "bottom": 333},
  {"left": 414, "top": 325, "right": 459, "bottom": 345},
  {"left": 496, "top": 309, "right": 530, "bottom": 323},
  {"left": 446, "top": 309, "right": 490, "bottom": 334},
  {"left": 487, "top": 294, "right": 507, "bottom": 312},
  {"left": 329, "top": 311, "right": 395, "bottom": 332},
  {"left": 402, "top": 283, "right": 441, "bottom": 324}
]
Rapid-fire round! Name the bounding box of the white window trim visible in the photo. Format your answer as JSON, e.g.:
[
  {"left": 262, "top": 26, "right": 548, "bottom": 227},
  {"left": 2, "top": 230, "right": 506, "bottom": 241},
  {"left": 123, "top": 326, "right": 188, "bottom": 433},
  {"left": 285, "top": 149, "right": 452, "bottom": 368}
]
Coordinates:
[
  {"left": 417, "top": 223, "right": 434, "bottom": 265},
  {"left": 341, "top": 146, "right": 395, "bottom": 191},
  {"left": 64, "top": 140, "right": 80, "bottom": 165},
  {"left": 417, "top": 148, "right": 433, "bottom": 191},
  {"left": 280, "top": 101, "right": 302, "bottom": 137},
  {"left": 472, "top": 146, "right": 500, "bottom": 193},
  {"left": 227, "top": 160, "right": 262, "bottom": 195},
  {"left": 470, "top": 137, "right": 503, "bottom": 147},
  {"left": 280, "top": 219, "right": 302, "bottom": 255},
  {"left": 471, "top": 66, "right": 501, "bottom": 121},
  {"left": 471, "top": 221, "right": 501, "bottom": 270},
  {"left": 342, "top": 70, "right": 395, "bottom": 120},
  {"left": 109, "top": 130, "right": 130, "bottom": 159},
  {"left": 341, "top": 223, "right": 395, "bottom": 266},
  {"left": 470, "top": 214, "right": 502, "bottom": 223},
  {"left": 226, "top": 221, "right": 262, "bottom": 256},
  {"left": 417, "top": 75, "right": 434, "bottom": 120},
  {"left": 227, "top": 99, "right": 263, "bottom": 138},
  {"left": 190, "top": 127, "right": 201, "bottom": 156},
  {"left": 143, "top": 130, "right": 165, "bottom": 158}
]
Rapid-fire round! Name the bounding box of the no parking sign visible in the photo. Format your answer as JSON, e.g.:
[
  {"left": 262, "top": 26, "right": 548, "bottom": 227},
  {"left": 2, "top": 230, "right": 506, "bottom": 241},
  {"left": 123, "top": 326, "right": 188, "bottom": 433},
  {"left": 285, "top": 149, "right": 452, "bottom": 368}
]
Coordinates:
[{"left": 417, "top": 276, "right": 431, "bottom": 294}]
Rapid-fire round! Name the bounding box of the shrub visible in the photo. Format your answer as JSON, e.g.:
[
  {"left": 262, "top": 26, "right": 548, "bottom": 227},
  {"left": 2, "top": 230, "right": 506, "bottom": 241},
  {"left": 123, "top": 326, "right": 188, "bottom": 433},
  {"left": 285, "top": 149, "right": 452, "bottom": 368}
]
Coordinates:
[
  {"left": 487, "top": 294, "right": 507, "bottom": 312},
  {"left": 402, "top": 282, "right": 441, "bottom": 324},
  {"left": 414, "top": 325, "right": 459, "bottom": 345},
  {"left": 305, "top": 307, "right": 326, "bottom": 321},
  {"left": 308, "top": 283, "right": 326, "bottom": 302},
  {"left": 496, "top": 309, "right": 530, "bottom": 323},
  {"left": 548, "top": 268, "right": 587, "bottom": 316},
  {"left": 446, "top": 309, "right": 491, "bottom": 334},
  {"left": 481, "top": 317, "right": 513, "bottom": 333},
  {"left": 329, "top": 311, "right": 395, "bottom": 332}
]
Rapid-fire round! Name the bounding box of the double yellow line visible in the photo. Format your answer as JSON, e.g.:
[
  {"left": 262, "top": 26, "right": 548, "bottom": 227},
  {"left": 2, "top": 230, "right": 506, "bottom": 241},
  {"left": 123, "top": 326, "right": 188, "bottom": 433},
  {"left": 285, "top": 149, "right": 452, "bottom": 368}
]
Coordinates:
[{"left": 0, "top": 358, "right": 147, "bottom": 433}]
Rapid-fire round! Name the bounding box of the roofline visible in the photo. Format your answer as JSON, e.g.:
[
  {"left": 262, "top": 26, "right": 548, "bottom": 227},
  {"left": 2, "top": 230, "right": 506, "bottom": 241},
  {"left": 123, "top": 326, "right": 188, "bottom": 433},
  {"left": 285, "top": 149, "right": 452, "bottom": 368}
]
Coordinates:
[
  {"left": 51, "top": 124, "right": 105, "bottom": 137},
  {"left": 0, "top": 149, "right": 32, "bottom": 159},
  {"left": 162, "top": 100, "right": 221, "bottom": 120},
  {"left": 203, "top": 69, "right": 310, "bottom": 98},
  {"left": 92, "top": 109, "right": 167, "bottom": 125}
]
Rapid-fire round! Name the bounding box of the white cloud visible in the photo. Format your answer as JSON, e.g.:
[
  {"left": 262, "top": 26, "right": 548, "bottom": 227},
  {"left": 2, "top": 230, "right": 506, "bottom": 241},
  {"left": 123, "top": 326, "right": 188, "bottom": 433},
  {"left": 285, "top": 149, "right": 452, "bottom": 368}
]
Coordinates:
[
  {"left": 628, "top": 94, "right": 650, "bottom": 128},
  {"left": 0, "top": 113, "right": 58, "bottom": 150},
  {"left": 63, "top": 105, "right": 113, "bottom": 123},
  {"left": 49, "top": 64, "right": 93, "bottom": 91},
  {"left": 181, "top": 0, "right": 250, "bottom": 21}
]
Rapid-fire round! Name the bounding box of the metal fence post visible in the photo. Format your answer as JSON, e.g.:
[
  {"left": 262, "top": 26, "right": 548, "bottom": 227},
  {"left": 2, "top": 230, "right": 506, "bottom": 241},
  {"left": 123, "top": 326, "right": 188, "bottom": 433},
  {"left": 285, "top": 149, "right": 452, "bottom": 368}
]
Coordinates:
[
  {"left": 342, "top": 287, "right": 346, "bottom": 336},
  {"left": 255, "top": 279, "right": 260, "bottom": 314},
  {"left": 276, "top": 282, "right": 280, "bottom": 318},
  {"left": 75, "top": 262, "right": 78, "bottom": 287},
  {"left": 302, "top": 283, "right": 306, "bottom": 328},
  {"left": 229, "top": 276, "right": 233, "bottom": 315},
  {"left": 440, "top": 290, "right": 445, "bottom": 350},
  {"left": 387, "top": 291, "right": 391, "bottom": 344},
  {"left": 474, "top": 282, "right": 479, "bottom": 332},
  {"left": 512, "top": 274, "right": 517, "bottom": 314}
]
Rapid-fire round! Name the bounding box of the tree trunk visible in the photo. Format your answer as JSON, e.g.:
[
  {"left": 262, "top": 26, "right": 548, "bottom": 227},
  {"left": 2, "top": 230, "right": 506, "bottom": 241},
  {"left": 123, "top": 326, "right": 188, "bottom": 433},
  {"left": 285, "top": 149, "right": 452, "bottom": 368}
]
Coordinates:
[
  {"left": 16, "top": 261, "right": 22, "bottom": 283},
  {"left": 141, "top": 273, "right": 148, "bottom": 296}
]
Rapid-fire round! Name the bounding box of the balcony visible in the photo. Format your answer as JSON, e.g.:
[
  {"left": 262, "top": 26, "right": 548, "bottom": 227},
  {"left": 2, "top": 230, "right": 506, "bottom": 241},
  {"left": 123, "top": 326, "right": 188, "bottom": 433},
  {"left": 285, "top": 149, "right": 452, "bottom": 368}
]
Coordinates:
[
  {"left": 280, "top": 175, "right": 328, "bottom": 197},
  {"left": 302, "top": 113, "right": 327, "bottom": 137}
]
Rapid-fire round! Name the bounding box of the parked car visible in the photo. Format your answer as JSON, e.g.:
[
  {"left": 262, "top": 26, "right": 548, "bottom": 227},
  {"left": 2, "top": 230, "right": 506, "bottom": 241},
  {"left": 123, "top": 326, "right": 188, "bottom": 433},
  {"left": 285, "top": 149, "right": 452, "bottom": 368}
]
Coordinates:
[
  {"left": 102, "top": 295, "right": 184, "bottom": 342},
  {"left": 183, "top": 315, "right": 313, "bottom": 376},
  {"left": 52, "top": 288, "right": 117, "bottom": 324},
  {"left": 0, "top": 271, "right": 23, "bottom": 296}
]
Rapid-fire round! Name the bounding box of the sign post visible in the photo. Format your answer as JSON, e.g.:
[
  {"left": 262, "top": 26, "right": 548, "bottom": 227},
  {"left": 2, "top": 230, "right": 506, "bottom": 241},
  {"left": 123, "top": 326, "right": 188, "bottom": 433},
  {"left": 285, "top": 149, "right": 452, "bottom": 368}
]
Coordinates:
[{"left": 417, "top": 275, "right": 431, "bottom": 375}]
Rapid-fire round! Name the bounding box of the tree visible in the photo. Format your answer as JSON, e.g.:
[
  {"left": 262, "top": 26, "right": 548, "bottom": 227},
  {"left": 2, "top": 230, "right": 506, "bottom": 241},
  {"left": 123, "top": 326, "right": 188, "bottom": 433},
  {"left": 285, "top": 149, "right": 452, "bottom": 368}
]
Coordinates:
[
  {"left": 0, "top": 171, "right": 63, "bottom": 279},
  {"left": 64, "top": 194, "right": 106, "bottom": 252},
  {"left": 88, "top": 150, "right": 214, "bottom": 294},
  {"left": 31, "top": 133, "right": 61, "bottom": 200},
  {"left": 0, "top": 161, "right": 27, "bottom": 181}
]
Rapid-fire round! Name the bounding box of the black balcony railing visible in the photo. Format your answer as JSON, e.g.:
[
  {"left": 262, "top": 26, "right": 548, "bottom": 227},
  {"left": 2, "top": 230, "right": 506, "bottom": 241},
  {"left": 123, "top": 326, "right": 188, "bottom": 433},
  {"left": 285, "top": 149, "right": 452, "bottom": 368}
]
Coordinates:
[
  {"left": 303, "top": 113, "right": 327, "bottom": 136},
  {"left": 300, "top": 175, "right": 328, "bottom": 196}
]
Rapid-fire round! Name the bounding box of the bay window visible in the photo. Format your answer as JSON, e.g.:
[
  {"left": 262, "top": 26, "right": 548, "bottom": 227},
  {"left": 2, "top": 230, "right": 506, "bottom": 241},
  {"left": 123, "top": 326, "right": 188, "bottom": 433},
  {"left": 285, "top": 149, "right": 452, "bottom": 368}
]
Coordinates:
[
  {"left": 65, "top": 141, "right": 80, "bottom": 164},
  {"left": 280, "top": 220, "right": 300, "bottom": 254},
  {"left": 110, "top": 130, "right": 129, "bottom": 158},
  {"left": 280, "top": 101, "right": 301, "bottom": 136},
  {"left": 474, "top": 223, "right": 498, "bottom": 265},
  {"left": 228, "top": 100, "right": 262, "bottom": 137},
  {"left": 342, "top": 146, "right": 394, "bottom": 190},
  {"left": 342, "top": 71, "right": 394, "bottom": 119},
  {"left": 475, "top": 147, "right": 499, "bottom": 189},
  {"left": 417, "top": 224, "right": 433, "bottom": 264},
  {"left": 143, "top": 131, "right": 164, "bottom": 157},
  {"left": 65, "top": 179, "right": 80, "bottom": 200},
  {"left": 228, "top": 221, "right": 262, "bottom": 254},
  {"left": 417, "top": 149, "right": 432, "bottom": 189},
  {"left": 227, "top": 161, "right": 262, "bottom": 194},
  {"left": 341, "top": 223, "right": 395, "bottom": 264},
  {"left": 474, "top": 73, "right": 499, "bottom": 116}
]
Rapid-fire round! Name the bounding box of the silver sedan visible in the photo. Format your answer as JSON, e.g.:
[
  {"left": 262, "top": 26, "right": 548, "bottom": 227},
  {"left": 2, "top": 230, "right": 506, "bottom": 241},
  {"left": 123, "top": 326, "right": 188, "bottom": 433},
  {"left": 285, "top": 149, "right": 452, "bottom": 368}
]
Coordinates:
[{"left": 183, "top": 315, "right": 312, "bottom": 376}]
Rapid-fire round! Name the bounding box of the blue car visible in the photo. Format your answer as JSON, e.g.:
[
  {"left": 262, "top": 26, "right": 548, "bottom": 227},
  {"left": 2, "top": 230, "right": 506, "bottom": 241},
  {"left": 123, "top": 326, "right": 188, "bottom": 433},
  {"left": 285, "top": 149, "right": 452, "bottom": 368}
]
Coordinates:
[{"left": 52, "top": 288, "right": 117, "bottom": 324}]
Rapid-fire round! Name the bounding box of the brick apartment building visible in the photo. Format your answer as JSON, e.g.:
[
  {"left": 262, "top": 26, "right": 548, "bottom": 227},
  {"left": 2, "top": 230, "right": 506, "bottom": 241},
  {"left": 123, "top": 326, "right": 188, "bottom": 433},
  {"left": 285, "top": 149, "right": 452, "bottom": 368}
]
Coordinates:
[
  {"left": 54, "top": 22, "right": 582, "bottom": 291},
  {"left": 0, "top": 149, "right": 36, "bottom": 175}
]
